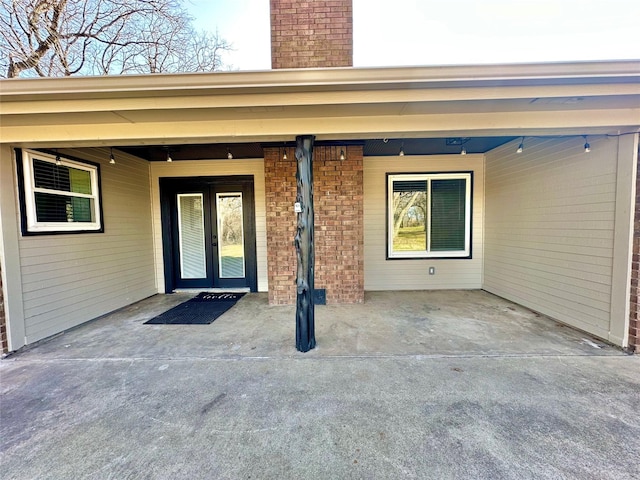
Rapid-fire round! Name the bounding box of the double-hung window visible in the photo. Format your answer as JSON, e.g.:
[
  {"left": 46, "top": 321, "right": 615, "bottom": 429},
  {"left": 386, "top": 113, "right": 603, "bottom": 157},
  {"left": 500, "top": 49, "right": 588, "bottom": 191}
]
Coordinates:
[
  {"left": 387, "top": 172, "right": 472, "bottom": 259},
  {"left": 20, "top": 149, "right": 103, "bottom": 234}
]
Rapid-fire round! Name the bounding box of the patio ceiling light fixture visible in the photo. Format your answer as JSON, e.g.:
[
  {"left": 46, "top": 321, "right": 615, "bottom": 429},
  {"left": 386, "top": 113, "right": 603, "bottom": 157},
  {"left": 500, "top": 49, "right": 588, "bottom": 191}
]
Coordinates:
[
  {"left": 55, "top": 149, "right": 61, "bottom": 166},
  {"left": 227, "top": 148, "right": 233, "bottom": 160},
  {"left": 340, "top": 148, "right": 346, "bottom": 161},
  {"left": 445, "top": 137, "right": 470, "bottom": 155},
  {"left": 166, "top": 149, "right": 172, "bottom": 162},
  {"left": 399, "top": 142, "right": 405, "bottom": 156},
  {"left": 512, "top": 134, "right": 604, "bottom": 155},
  {"left": 283, "top": 147, "right": 288, "bottom": 160},
  {"left": 109, "top": 147, "right": 116, "bottom": 164}
]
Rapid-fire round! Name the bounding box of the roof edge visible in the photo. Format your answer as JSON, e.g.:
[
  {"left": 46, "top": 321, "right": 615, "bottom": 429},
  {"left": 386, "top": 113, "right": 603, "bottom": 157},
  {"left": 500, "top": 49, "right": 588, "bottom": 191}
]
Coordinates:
[{"left": 1, "top": 60, "right": 639, "bottom": 98}]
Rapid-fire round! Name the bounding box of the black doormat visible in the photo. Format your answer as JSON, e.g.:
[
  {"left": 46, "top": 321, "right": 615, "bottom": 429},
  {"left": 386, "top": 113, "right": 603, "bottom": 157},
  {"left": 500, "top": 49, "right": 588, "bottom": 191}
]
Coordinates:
[{"left": 144, "top": 292, "right": 246, "bottom": 325}]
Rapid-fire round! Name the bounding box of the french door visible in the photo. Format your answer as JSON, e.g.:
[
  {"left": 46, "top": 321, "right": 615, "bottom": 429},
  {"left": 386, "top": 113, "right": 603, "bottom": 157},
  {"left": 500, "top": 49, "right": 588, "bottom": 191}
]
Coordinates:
[{"left": 160, "top": 177, "right": 257, "bottom": 292}]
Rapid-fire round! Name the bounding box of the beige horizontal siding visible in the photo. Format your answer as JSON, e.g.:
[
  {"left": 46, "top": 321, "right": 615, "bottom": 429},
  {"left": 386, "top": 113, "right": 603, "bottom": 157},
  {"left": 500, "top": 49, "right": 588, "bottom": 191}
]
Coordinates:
[
  {"left": 483, "top": 136, "right": 618, "bottom": 339},
  {"left": 18, "top": 147, "right": 156, "bottom": 343},
  {"left": 364, "top": 155, "right": 484, "bottom": 291},
  {"left": 150, "top": 160, "right": 268, "bottom": 292}
]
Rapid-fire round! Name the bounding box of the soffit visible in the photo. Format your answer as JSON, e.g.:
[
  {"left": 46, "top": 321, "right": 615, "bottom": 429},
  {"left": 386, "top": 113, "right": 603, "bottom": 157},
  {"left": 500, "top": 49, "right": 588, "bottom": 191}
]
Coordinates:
[
  {"left": 2, "top": 82, "right": 639, "bottom": 117},
  {"left": 2, "top": 95, "right": 638, "bottom": 127},
  {"left": 1, "top": 61, "right": 638, "bottom": 146},
  {"left": 119, "top": 137, "right": 518, "bottom": 161}
]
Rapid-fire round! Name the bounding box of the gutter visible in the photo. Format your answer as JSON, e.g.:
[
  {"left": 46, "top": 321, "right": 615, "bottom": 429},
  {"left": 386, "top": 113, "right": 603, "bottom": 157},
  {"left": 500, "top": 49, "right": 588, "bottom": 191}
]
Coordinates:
[{"left": 1, "top": 60, "right": 639, "bottom": 100}]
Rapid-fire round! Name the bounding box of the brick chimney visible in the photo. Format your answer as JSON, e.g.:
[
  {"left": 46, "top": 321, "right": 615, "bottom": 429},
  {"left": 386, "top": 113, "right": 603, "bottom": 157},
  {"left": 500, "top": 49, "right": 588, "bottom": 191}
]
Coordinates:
[{"left": 270, "top": 0, "right": 353, "bottom": 69}]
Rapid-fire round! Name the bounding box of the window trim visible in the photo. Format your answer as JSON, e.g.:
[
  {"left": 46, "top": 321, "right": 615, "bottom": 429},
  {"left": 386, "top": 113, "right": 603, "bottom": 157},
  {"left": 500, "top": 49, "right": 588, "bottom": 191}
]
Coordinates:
[
  {"left": 16, "top": 149, "right": 104, "bottom": 235},
  {"left": 386, "top": 171, "right": 473, "bottom": 260}
]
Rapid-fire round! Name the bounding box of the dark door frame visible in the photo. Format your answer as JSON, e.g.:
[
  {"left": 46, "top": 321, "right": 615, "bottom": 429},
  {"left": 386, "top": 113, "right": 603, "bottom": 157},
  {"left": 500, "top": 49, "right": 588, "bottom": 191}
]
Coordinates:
[{"left": 160, "top": 176, "right": 258, "bottom": 293}]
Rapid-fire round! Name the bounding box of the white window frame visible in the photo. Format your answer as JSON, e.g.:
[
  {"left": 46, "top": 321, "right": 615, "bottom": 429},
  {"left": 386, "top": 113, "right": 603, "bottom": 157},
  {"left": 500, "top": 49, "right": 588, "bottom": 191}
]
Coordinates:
[
  {"left": 387, "top": 172, "right": 472, "bottom": 259},
  {"left": 21, "top": 149, "right": 102, "bottom": 233}
]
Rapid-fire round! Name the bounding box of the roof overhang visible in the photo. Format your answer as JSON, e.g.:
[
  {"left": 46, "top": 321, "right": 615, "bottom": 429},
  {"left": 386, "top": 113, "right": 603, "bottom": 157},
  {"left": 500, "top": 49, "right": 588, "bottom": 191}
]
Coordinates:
[{"left": 1, "top": 60, "right": 639, "bottom": 147}]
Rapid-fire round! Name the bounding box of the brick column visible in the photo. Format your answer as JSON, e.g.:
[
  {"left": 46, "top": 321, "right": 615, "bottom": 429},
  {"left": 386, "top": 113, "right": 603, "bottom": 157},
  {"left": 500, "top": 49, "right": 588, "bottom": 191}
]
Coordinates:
[
  {"left": 0, "top": 262, "right": 7, "bottom": 353},
  {"left": 270, "top": 0, "right": 353, "bottom": 69},
  {"left": 265, "top": 147, "right": 298, "bottom": 305},
  {"left": 629, "top": 154, "right": 640, "bottom": 353},
  {"left": 264, "top": 145, "right": 364, "bottom": 305},
  {"left": 314, "top": 145, "right": 364, "bottom": 304}
]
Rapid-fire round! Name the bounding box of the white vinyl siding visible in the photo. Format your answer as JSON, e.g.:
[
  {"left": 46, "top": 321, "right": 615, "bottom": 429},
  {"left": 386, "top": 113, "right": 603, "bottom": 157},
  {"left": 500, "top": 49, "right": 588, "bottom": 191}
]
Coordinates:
[
  {"left": 364, "top": 155, "right": 484, "bottom": 290},
  {"left": 150, "top": 159, "right": 268, "bottom": 292},
  {"left": 17, "top": 147, "right": 156, "bottom": 344},
  {"left": 483, "top": 136, "right": 618, "bottom": 340}
]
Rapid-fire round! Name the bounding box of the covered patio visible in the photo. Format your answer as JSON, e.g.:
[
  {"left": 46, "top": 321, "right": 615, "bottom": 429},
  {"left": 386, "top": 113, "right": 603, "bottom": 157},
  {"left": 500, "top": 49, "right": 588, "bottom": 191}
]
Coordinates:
[
  {"left": 2, "top": 290, "right": 638, "bottom": 479},
  {"left": 2, "top": 61, "right": 639, "bottom": 355}
]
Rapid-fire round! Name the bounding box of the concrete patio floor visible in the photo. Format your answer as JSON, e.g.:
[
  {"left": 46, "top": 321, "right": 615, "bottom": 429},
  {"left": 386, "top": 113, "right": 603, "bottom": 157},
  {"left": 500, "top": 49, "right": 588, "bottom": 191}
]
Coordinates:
[{"left": 1, "top": 290, "right": 639, "bottom": 479}]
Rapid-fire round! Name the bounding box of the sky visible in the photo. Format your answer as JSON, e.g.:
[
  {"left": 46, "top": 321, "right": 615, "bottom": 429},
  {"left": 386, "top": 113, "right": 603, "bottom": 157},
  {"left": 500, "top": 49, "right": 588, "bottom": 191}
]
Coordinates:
[{"left": 186, "top": 0, "right": 640, "bottom": 71}]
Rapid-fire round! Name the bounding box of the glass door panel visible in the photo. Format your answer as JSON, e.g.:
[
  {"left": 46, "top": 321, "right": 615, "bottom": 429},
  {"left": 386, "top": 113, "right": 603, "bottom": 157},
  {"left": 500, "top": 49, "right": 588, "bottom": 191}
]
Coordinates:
[
  {"left": 216, "top": 193, "right": 245, "bottom": 278},
  {"left": 161, "top": 177, "right": 257, "bottom": 292},
  {"left": 177, "top": 193, "right": 207, "bottom": 279}
]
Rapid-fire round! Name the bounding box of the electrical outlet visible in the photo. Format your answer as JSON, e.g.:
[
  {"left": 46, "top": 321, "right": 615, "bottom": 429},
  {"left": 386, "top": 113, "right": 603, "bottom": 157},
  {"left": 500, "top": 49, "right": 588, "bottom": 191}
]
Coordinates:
[{"left": 429, "top": 267, "right": 435, "bottom": 275}]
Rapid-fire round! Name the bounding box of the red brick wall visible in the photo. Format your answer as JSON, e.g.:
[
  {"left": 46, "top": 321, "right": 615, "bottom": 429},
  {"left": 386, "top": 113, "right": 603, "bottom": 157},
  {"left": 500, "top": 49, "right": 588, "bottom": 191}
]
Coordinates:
[
  {"left": 629, "top": 153, "right": 640, "bottom": 353},
  {"left": 270, "top": 0, "right": 353, "bottom": 69},
  {"left": 265, "top": 147, "right": 298, "bottom": 305},
  {"left": 315, "top": 145, "right": 364, "bottom": 303},
  {"left": 264, "top": 145, "right": 364, "bottom": 305},
  {"left": 0, "top": 262, "right": 7, "bottom": 353}
]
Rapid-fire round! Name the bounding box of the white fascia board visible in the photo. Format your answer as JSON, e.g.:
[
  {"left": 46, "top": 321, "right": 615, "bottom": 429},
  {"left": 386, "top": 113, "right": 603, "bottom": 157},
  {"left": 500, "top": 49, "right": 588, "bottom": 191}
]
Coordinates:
[{"left": 1, "top": 60, "right": 639, "bottom": 100}]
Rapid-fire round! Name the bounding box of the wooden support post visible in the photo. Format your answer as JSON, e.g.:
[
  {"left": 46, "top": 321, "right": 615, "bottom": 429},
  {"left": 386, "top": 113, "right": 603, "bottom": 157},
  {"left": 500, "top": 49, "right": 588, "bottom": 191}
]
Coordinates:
[{"left": 294, "top": 135, "right": 316, "bottom": 352}]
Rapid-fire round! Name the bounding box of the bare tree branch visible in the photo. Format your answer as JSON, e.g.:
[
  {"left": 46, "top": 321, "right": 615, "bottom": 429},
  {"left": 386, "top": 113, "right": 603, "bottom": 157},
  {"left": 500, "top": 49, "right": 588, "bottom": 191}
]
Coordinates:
[{"left": 0, "top": 0, "right": 232, "bottom": 77}]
